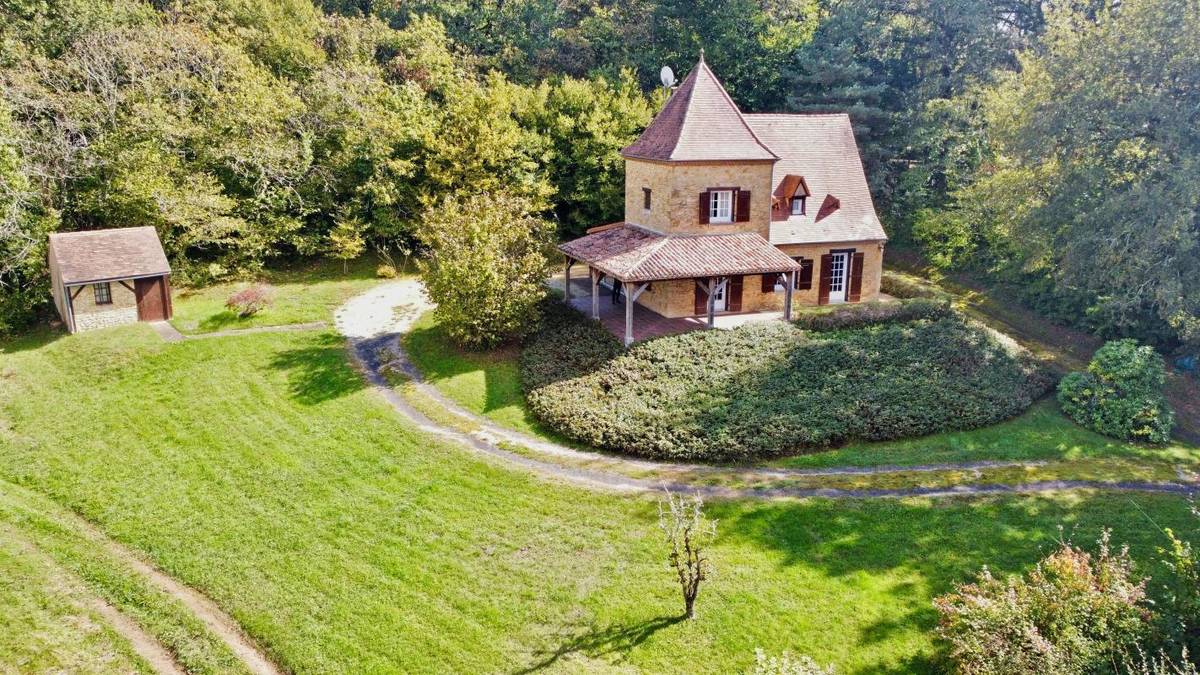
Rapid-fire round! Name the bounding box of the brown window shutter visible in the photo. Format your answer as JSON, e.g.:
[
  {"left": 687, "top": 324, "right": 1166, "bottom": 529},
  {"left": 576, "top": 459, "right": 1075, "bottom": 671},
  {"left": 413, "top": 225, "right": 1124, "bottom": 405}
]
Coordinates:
[
  {"left": 817, "top": 254, "right": 834, "bottom": 305},
  {"left": 771, "top": 196, "right": 786, "bottom": 221},
  {"left": 735, "top": 190, "right": 751, "bottom": 222},
  {"left": 848, "top": 251, "right": 865, "bottom": 302},
  {"left": 698, "top": 192, "right": 710, "bottom": 224},
  {"left": 694, "top": 280, "right": 707, "bottom": 315},
  {"left": 728, "top": 275, "right": 743, "bottom": 312},
  {"left": 761, "top": 273, "right": 776, "bottom": 293},
  {"left": 797, "top": 258, "right": 814, "bottom": 290}
]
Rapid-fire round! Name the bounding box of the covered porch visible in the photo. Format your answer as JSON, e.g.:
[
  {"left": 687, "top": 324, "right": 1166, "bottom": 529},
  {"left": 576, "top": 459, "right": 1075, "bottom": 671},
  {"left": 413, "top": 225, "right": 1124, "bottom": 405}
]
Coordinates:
[{"left": 558, "top": 223, "right": 803, "bottom": 346}]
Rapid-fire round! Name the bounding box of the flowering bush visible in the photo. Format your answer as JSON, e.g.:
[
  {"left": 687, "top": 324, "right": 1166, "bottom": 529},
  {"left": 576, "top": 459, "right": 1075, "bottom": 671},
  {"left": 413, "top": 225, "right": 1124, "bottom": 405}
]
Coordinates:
[
  {"left": 750, "top": 649, "right": 834, "bottom": 675},
  {"left": 225, "top": 283, "right": 274, "bottom": 318},
  {"left": 1058, "top": 339, "right": 1174, "bottom": 443},
  {"left": 934, "top": 531, "right": 1150, "bottom": 674}
]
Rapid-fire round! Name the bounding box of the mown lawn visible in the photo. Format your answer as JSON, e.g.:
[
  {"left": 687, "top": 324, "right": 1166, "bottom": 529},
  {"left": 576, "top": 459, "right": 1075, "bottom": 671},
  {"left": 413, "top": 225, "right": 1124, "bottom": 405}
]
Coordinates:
[
  {"left": 1, "top": 322, "right": 1198, "bottom": 672},
  {"left": 404, "top": 310, "right": 1199, "bottom": 473},
  {"left": 169, "top": 257, "right": 392, "bottom": 334}
]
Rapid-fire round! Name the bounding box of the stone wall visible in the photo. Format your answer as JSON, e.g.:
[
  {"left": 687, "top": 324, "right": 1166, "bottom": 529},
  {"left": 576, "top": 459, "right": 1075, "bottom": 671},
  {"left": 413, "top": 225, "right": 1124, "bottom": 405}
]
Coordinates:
[
  {"left": 68, "top": 281, "right": 139, "bottom": 332},
  {"left": 625, "top": 158, "right": 774, "bottom": 238},
  {"left": 776, "top": 240, "right": 885, "bottom": 306}
]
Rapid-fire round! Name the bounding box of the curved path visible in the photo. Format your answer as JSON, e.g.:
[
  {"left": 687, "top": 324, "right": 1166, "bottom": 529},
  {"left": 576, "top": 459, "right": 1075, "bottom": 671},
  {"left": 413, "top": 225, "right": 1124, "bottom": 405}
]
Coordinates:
[{"left": 338, "top": 279, "right": 1198, "bottom": 501}]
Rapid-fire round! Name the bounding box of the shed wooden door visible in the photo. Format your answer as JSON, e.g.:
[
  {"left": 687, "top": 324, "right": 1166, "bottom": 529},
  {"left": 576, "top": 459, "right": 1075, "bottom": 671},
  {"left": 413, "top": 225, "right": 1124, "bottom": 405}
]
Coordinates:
[{"left": 135, "top": 276, "right": 169, "bottom": 321}]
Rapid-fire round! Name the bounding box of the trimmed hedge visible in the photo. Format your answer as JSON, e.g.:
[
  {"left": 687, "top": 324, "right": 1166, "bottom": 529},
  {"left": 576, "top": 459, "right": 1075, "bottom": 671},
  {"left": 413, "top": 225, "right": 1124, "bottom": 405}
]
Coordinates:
[
  {"left": 525, "top": 314, "right": 1052, "bottom": 461},
  {"left": 519, "top": 300, "right": 624, "bottom": 392},
  {"left": 791, "top": 297, "right": 952, "bottom": 332},
  {"left": 880, "top": 270, "right": 953, "bottom": 301}
]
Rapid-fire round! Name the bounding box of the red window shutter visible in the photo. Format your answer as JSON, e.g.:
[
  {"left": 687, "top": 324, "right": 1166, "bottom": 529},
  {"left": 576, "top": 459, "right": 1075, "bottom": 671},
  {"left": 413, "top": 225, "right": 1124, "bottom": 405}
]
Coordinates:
[
  {"left": 698, "top": 192, "right": 710, "bottom": 224},
  {"left": 728, "top": 275, "right": 743, "bottom": 312},
  {"left": 817, "top": 254, "right": 834, "bottom": 305},
  {"left": 735, "top": 190, "right": 751, "bottom": 222},
  {"left": 848, "top": 251, "right": 865, "bottom": 302},
  {"left": 694, "top": 280, "right": 707, "bottom": 315},
  {"left": 761, "top": 273, "right": 776, "bottom": 293},
  {"left": 797, "top": 258, "right": 814, "bottom": 290}
]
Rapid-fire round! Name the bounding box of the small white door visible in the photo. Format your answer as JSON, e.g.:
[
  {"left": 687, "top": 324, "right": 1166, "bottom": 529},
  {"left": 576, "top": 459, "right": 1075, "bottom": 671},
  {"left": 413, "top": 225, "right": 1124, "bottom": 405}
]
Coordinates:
[
  {"left": 712, "top": 281, "right": 727, "bottom": 312},
  {"left": 828, "top": 252, "right": 849, "bottom": 304}
]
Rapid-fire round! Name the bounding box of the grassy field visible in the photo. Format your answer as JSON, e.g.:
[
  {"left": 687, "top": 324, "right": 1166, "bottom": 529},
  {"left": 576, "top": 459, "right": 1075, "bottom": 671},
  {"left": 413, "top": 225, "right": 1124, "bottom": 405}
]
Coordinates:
[
  {"left": 404, "top": 309, "right": 1199, "bottom": 475},
  {"left": 2, "top": 317, "right": 1199, "bottom": 672},
  {"left": 169, "top": 257, "right": 394, "bottom": 334}
]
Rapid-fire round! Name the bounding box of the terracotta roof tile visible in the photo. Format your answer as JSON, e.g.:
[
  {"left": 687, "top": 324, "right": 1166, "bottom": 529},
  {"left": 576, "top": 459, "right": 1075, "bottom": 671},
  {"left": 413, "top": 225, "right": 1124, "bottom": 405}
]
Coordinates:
[
  {"left": 560, "top": 224, "right": 800, "bottom": 282},
  {"left": 49, "top": 227, "right": 171, "bottom": 285},
  {"left": 622, "top": 59, "right": 777, "bottom": 162},
  {"left": 746, "top": 114, "right": 887, "bottom": 244}
]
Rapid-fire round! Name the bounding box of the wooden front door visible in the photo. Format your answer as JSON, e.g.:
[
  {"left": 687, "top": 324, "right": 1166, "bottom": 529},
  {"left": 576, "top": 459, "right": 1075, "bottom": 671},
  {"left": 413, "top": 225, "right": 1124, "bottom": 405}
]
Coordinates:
[{"left": 134, "top": 276, "right": 169, "bottom": 321}]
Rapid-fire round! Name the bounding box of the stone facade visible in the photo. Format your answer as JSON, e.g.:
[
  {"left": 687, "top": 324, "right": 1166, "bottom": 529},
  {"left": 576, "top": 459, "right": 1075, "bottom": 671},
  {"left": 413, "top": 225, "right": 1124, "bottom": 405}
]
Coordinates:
[
  {"left": 776, "top": 240, "right": 885, "bottom": 306},
  {"left": 625, "top": 158, "right": 774, "bottom": 238},
  {"left": 68, "top": 281, "right": 139, "bottom": 332}
]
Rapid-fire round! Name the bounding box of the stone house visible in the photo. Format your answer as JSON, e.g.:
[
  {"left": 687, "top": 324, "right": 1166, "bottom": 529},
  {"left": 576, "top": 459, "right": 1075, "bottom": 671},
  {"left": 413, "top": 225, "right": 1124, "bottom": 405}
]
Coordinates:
[
  {"left": 559, "top": 55, "right": 886, "bottom": 345},
  {"left": 48, "top": 226, "right": 173, "bottom": 333}
]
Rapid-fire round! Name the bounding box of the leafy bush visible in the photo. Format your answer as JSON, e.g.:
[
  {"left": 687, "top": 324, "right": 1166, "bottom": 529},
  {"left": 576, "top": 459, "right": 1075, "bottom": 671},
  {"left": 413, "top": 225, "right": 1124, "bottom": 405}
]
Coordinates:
[
  {"left": 375, "top": 263, "right": 397, "bottom": 279},
  {"left": 1058, "top": 339, "right": 1175, "bottom": 444},
  {"left": 791, "top": 297, "right": 952, "bottom": 332},
  {"left": 525, "top": 315, "right": 1050, "bottom": 461},
  {"left": 934, "top": 531, "right": 1150, "bottom": 674},
  {"left": 750, "top": 649, "right": 834, "bottom": 675},
  {"left": 417, "top": 192, "right": 556, "bottom": 350},
  {"left": 225, "top": 283, "right": 274, "bottom": 317},
  {"left": 520, "top": 300, "right": 624, "bottom": 391}
]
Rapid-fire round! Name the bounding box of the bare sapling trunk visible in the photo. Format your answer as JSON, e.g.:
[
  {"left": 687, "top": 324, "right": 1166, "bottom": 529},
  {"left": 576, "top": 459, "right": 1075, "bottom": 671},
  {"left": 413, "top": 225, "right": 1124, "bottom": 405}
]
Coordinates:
[{"left": 659, "top": 490, "right": 716, "bottom": 620}]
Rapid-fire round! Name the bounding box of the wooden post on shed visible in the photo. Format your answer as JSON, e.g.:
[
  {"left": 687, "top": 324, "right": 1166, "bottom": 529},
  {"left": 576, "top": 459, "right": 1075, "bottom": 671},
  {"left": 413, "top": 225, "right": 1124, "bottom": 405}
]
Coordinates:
[
  {"left": 783, "top": 271, "right": 795, "bottom": 321},
  {"left": 590, "top": 267, "right": 600, "bottom": 320},
  {"left": 706, "top": 278, "right": 716, "bottom": 328},
  {"left": 564, "top": 257, "right": 573, "bottom": 302}
]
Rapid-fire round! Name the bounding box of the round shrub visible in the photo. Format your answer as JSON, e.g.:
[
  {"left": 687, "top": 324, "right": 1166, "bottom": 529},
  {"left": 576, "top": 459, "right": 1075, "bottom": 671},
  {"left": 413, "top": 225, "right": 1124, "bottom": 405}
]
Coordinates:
[
  {"left": 375, "top": 263, "right": 397, "bottom": 279},
  {"left": 1058, "top": 339, "right": 1175, "bottom": 444},
  {"left": 225, "top": 283, "right": 274, "bottom": 317},
  {"left": 524, "top": 314, "right": 1051, "bottom": 461}
]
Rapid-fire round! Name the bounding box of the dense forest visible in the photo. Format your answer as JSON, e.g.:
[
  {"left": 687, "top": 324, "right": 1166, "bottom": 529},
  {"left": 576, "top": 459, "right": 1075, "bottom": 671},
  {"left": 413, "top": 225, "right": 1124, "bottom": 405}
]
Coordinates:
[{"left": 1, "top": 0, "right": 1196, "bottom": 349}]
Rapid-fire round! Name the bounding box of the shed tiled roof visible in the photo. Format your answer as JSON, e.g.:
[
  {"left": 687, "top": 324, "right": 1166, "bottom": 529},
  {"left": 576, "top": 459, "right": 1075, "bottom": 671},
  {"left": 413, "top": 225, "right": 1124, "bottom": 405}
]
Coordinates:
[
  {"left": 621, "top": 58, "right": 777, "bottom": 162},
  {"left": 560, "top": 224, "right": 800, "bottom": 282},
  {"left": 49, "top": 226, "right": 170, "bottom": 285},
  {"left": 745, "top": 114, "right": 887, "bottom": 245}
]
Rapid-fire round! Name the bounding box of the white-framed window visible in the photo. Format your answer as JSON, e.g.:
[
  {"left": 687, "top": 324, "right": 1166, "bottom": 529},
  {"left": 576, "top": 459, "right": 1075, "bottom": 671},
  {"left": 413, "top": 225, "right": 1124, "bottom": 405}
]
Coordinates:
[
  {"left": 790, "top": 196, "right": 806, "bottom": 215},
  {"left": 93, "top": 282, "right": 112, "bottom": 305},
  {"left": 709, "top": 190, "right": 733, "bottom": 223}
]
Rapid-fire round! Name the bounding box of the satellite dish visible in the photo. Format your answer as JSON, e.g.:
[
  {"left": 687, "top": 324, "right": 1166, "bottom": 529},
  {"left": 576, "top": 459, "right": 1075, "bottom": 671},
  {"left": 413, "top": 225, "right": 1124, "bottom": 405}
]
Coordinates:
[{"left": 660, "top": 66, "right": 676, "bottom": 88}]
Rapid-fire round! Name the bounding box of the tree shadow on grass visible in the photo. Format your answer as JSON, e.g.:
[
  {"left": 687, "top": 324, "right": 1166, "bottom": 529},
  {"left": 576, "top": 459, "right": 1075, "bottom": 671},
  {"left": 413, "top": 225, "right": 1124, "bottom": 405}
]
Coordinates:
[
  {"left": 268, "top": 332, "right": 365, "bottom": 404},
  {"left": 404, "top": 322, "right": 525, "bottom": 415},
  {"left": 198, "top": 310, "right": 253, "bottom": 333},
  {"left": 513, "top": 614, "right": 685, "bottom": 673}
]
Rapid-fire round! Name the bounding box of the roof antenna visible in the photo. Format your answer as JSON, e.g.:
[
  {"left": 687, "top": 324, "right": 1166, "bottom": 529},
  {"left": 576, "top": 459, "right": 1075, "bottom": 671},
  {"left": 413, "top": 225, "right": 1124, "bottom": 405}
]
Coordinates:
[{"left": 660, "top": 65, "right": 677, "bottom": 89}]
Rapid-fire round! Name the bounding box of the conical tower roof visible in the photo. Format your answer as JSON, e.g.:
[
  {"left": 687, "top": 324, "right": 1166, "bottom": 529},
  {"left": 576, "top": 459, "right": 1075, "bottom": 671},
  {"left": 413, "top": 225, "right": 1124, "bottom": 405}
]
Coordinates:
[{"left": 622, "top": 56, "right": 778, "bottom": 162}]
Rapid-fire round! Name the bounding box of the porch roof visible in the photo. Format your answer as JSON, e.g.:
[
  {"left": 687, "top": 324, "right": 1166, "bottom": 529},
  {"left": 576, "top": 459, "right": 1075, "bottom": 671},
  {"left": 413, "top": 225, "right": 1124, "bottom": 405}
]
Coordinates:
[{"left": 559, "top": 223, "right": 801, "bottom": 283}]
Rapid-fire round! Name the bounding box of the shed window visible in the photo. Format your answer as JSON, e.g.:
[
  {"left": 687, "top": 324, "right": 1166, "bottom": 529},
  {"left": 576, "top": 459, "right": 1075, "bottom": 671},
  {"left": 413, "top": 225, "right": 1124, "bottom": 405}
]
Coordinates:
[
  {"left": 93, "top": 282, "right": 112, "bottom": 305},
  {"left": 791, "top": 196, "right": 806, "bottom": 215},
  {"left": 643, "top": 187, "right": 652, "bottom": 211},
  {"left": 709, "top": 190, "right": 733, "bottom": 223}
]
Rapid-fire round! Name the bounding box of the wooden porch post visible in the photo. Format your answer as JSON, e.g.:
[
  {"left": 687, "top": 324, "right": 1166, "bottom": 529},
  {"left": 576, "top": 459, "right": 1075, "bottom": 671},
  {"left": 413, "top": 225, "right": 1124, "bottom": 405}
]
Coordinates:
[
  {"left": 783, "top": 271, "right": 795, "bottom": 321},
  {"left": 590, "top": 267, "right": 600, "bottom": 320},
  {"left": 706, "top": 278, "right": 716, "bottom": 328},
  {"left": 623, "top": 281, "right": 635, "bottom": 347},
  {"left": 564, "top": 257, "right": 573, "bottom": 302}
]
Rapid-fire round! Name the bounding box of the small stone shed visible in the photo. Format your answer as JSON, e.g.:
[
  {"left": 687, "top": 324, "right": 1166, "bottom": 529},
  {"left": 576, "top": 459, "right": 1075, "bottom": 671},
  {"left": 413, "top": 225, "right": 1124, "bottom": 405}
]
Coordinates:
[{"left": 48, "top": 227, "right": 173, "bottom": 333}]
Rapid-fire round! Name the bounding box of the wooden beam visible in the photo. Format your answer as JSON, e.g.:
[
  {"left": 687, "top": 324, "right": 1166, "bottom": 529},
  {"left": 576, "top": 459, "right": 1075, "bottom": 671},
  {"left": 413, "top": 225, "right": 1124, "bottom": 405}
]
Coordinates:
[
  {"left": 564, "top": 257, "right": 573, "bottom": 302},
  {"left": 590, "top": 267, "right": 600, "bottom": 320},
  {"left": 783, "top": 271, "right": 794, "bottom": 321},
  {"left": 69, "top": 285, "right": 86, "bottom": 300},
  {"left": 629, "top": 282, "right": 650, "bottom": 302},
  {"left": 623, "top": 282, "right": 635, "bottom": 347},
  {"left": 706, "top": 278, "right": 716, "bottom": 328},
  {"left": 117, "top": 279, "right": 135, "bottom": 293}
]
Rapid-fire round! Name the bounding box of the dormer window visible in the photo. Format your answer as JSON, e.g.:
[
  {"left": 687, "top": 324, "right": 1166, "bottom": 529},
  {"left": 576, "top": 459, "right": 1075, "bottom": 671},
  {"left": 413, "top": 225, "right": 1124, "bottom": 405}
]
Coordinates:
[
  {"left": 709, "top": 190, "right": 733, "bottom": 223},
  {"left": 790, "top": 196, "right": 806, "bottom": 215}
]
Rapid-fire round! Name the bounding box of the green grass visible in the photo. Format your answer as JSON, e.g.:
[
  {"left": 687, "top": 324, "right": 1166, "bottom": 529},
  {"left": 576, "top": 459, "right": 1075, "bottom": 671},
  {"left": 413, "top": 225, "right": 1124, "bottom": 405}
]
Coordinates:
[
  {"left": 2, "top": 321, "right": 1200, "bottom": 672},
  {"left": 169, "top": 256, "right": 390, "bottom": 334},
  {"left": 0, "top": 527, "right": 150, "bottom": 674}
]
